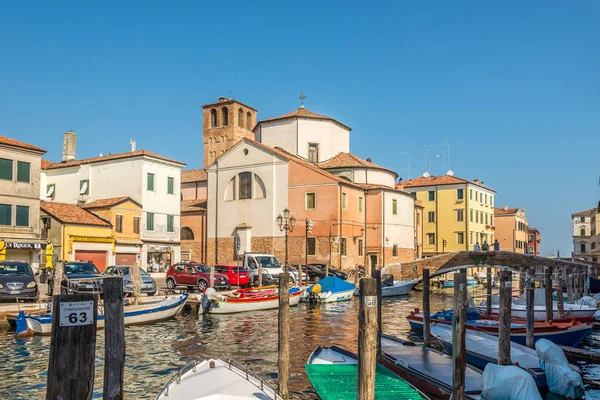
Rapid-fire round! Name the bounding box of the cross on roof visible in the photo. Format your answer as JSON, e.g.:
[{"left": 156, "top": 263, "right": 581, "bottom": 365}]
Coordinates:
[
  {"left": 299, "top": 92, "right": 306, "bottom": 108},
  {"left": 228, "top": 89, "right": 233, "bottom": 99}
]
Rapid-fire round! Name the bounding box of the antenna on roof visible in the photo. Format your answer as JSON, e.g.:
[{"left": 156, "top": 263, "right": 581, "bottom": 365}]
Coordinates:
[
  {"left": 228, "top": 89, "right": 233, "bottom": 99},
  {"left": 130, "top": 139, "right": 136, "bottom": 152},
  {"left": 299, "top": 92, "right": 306, "bottom": 109},
  {"left": 422, "top": 149, "right": 432, "bottom": 175},
  {"left": 435, "top": 153, "right": 445, "bottom": 175},
  {"left": 401, "top": 152, "right": 411, "bottom": 180},
  {"left": 443, "top": 141, "right": 451, "bottom": 174}
]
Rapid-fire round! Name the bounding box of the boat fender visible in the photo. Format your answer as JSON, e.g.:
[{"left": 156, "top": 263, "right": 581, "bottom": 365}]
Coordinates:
[
  {"left": 311, "top": 284, "right": 322, "bottom": 294},
  {"left": 201, "top": 294, "right": 212, "bottom": 314}
]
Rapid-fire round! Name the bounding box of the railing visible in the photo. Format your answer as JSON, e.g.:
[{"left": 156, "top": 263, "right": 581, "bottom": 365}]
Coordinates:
[{"left": 155, "top": 359, "right": 279, "bottom": 399}]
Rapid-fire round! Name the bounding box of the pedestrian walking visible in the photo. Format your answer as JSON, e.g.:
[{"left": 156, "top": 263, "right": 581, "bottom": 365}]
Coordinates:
[
  {"left": 482, "top": 241, "right": 489, "bottom": 251},
  {"left": 493, "top": 239, "right": 500, "bottom": 252},
  {"left": 474, "top": 242, "right": 481, "bottom": 252}
]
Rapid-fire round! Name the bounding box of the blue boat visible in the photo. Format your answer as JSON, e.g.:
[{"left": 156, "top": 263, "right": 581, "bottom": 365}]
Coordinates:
[
  {"left": 301, "top": 276, "right": 355, "bottom": 303},
  {"left": 408, "top": 309, "right": 592, "bottom": 347},
  {"left": 15, "top": 293, "right": 189, "bottom": 335}
]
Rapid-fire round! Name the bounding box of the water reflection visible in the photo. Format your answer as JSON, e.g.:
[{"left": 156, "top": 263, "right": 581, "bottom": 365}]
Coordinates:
[{"left": 1, "top": 287, "right": 599, "bottom": 399}]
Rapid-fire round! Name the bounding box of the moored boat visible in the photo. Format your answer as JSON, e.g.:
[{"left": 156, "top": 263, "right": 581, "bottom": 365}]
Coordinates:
[
  {"left": 302, "top": 276, "right": 355, "bottom": 303},
  {"left": 381, "top": 334, "right": 483, "bottom": 399},
  {"left": 155, "top": 358, "right": 283, "bottom": 399},
  {"left": 431, "top": 323, "right": 547, "bottom": 388},
  {"left": 407, "top": 309, "right": 593, "bottom": 347},
  {"left": 354, "top": 276, "right": 416, "bottom": 297},
  {"left": 15, "top": 293, "right": 189, "bottom": 335},
  {"left": 203, "top": 286, "right": 302, "bottom": 314},
  {"left": 306, "top": 345, "right": 428, "bottom": 399}
]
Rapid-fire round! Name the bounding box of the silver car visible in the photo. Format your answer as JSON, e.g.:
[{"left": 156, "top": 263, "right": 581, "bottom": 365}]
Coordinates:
[{"left": 103, "top": 266, "right": 156, "bottom": 296}]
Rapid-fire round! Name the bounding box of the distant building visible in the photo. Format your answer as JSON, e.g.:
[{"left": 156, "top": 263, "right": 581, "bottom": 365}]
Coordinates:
[
  {"left": 401, "top": 175, "right": 496, "bottom": 256},
  {"left": 572, "top": 207, "right": 599, "bottom": 262},
  {"left": 180, "top": 169, "right": 207, "bottom": 263},
  {"left": 494, "top": 206, "right": 529, "bottom": 253},
  {"left": 0, "top": 135, "right": 47, "bottom": 269},
  {"left": 41, "top": 132, "right": 186, "bottom": 271},
  {"left": 527, "top": 227, "right": 542, "bottom": 256}
]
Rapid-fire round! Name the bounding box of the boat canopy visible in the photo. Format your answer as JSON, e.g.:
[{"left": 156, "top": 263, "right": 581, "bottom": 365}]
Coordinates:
[
  {"left": 482, "top": 364, "right": 541, "bottom": 400},
  {"left": 309, "top": 277, "right": 355, "bottom": 293}
]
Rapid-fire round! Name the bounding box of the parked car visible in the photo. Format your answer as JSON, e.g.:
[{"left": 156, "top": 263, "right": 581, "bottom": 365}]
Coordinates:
[
  {"left": 0, "top": 261, "right": 38, "bottom": 302},
  {"left": 214, "top": 265, "right": 250, "bottom": 287},
  {"left": 297, "top": 264, "right": 348, "bottom": 282},
  {"left": 103, "top": 266, "right": 157, "bottom": 296},
  {"left": 243, "top": 253, "right": 298, "bottom": 286},
  {"left": 48, "top": 261, "right": 104, "bottom": 295},
  {"left": 165, "top": 263, "right": 230, "bottom": 291}
]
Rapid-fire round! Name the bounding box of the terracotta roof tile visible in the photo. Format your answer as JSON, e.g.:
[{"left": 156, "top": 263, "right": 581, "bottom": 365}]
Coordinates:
[
  {"left": 402, "top": 175, "right": 496, "bottom": 192},
  {"left": 0, "top": 135, "right": 46, "bottom": 153},
  {"left": 44, "top": 150, "right": 185, "bottom": 170},
  {"left": 572, "top": 207, "right": 598, "bottom": 217},
  {"left": 41, "top": 201, "right": 111, "bottom": 226},
  {"left": 83, "top": 197, "right": 141, "bottom": 209},
  {"left": 41, "top": 160, "right": 54, "bottom": 169},
  {"left": 181, "top": 169, "right": 207, "bottom": 183},
  {"left": 318, "top": 153, "right": 397, "bottom": 177},
  {"left": 257, "top": 107, "right": 351, "bottom": 130},
  {"left": 181, "top": 199, "right": 207, "bottom": 212},
  {"left": 494, "top": 207, "right": 519, "bottom": 215}
]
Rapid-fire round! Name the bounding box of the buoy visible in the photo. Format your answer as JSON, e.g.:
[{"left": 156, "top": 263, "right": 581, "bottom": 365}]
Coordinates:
[{"left": 311, "top": 283, "right": 322, "bottom": 294}]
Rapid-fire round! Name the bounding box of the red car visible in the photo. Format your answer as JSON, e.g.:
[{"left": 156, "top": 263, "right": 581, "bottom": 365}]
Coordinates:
[
  {"left": 166, "top": 263, "right": 230, "bottom": 291},
  {"left": 214, "top": 265, "right": 250, "bottom": 287}
]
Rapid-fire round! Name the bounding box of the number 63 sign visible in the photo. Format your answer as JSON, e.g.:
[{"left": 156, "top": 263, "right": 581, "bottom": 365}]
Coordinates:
[{"left": 59, "top": 301, "right": 94, "bottom": 327}]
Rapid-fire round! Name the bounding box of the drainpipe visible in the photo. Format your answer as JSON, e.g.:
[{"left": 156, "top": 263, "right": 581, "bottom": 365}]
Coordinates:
[
  {"left": 339, "top": 184, "right": 343, "bottom": 269},
  {"left": 382, "top": 190, "right": 385, "bottom": 269},
  {"left": 465, "top": 185, "right": 469, "bottom": 251},
  {"left": 364, "top": 189, "right": 367, "bottom": 270},
  {"left": 435, "top": 185, "right": 439, "bottom": 255}
]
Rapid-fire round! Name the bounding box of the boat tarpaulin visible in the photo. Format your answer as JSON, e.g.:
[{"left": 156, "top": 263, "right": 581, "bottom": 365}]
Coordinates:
[
  {"left": 535, "top": 339, "right": 585, "bottom": 398},
  {"left": 309, "top": 276, "right": 355, "bottom": 293},
  {"left": 481, "top": 364, "right": 541, "bottom": 400}
]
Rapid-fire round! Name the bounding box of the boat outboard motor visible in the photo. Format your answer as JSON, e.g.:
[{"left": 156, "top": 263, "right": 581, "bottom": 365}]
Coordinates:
[
  {"left": 201, "top": 288, "right": 219, "bottom": 314},
  {"left": 307, "top": 283, "right": 322, "bottom": 303}
]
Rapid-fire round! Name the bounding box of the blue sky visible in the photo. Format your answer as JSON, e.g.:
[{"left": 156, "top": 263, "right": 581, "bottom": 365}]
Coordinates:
[{"left": 1, "top": 1, "right": 598, "bottom": 255}]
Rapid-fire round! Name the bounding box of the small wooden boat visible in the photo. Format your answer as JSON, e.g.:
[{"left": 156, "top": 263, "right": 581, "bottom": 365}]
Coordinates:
[
  {"left": 381, "top": 334, "right": 483, "bottom": 399},
  {"left": 204, "top": 287, "right": 302, "bottom": 314},
  {"left": 306, "top": 345, "right": 428, "bottom": 399},
  {"left": 431, "top": 323, "right": 547, "bottom": 388},
  {"left": 155, "top": 358, "right": 283, "bottom": 399},
  {"left": 354, "top": 279, "right": 416, "bottom": 297},
  {"left": 476, "top": 302, "right": 598, "bottom": 321},
  {"left": 407, "top": 309, "right": 593, "bottom": 347},
  {"left": 15, "top": 293, "right": 188, "bottom": 335},
  {"left": 302, "top": 276, "right": 355, "bottom": 303}
]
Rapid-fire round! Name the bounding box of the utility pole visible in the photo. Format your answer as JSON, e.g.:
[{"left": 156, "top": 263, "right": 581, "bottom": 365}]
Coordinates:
[{"left": 305, "top": 219, "right": 313, "bottom": 286}]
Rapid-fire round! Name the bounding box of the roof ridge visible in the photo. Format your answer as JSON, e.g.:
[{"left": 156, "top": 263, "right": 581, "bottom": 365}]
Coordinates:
[{"left": 45, "top": 149, "right": 185, "bottom": 169}]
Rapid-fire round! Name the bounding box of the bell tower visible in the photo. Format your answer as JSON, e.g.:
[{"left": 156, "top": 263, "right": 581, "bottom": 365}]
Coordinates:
[{"left": 202, "top": 97, "right": 257, "bottom": 167}]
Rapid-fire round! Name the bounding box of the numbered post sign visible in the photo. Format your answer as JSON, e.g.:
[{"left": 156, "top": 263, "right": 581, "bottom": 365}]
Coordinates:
[
  {"left": 59, "top": 301, "right": 94, "bottom": 327},
  {"left": 363, "top": 296, "right": 378, "bottom": 308}
]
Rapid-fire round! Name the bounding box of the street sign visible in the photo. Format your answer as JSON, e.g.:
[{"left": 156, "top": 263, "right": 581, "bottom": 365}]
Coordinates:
[
  {"left": 59, "top": 301, "right": 94, "bottom": 327},
  {"left": 234, "top": 236, "right": 240, "bottom": 252}
]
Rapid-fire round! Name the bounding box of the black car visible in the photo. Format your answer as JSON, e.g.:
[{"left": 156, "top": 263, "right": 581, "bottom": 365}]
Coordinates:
[
  {"left": 48, "top": 261, "right": 103, "bottom": 295},
  {"left": 297, "top": 264, "right": 348, "bottom": 282},
  {"left": 0, "top": 261, "right": 38, "bottom": 301}
]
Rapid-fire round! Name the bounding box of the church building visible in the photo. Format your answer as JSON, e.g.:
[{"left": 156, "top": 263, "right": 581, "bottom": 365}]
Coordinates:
[{"left": 197, "top": 96, "right": 418, "bottom": 271}]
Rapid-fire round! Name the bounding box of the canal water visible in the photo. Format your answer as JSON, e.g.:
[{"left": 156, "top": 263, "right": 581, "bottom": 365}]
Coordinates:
[{"left": 1, "top": 287, "right": 600, "bottom": 399}]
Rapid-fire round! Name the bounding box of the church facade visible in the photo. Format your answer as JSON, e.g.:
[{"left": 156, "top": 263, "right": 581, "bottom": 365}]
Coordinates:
[{"left": 201, "top": 96, "right": 418, "bottom": 270}]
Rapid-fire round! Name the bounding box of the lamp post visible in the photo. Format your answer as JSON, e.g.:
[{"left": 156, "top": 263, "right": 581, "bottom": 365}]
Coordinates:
[{"left": 277, "top": 208, "right": 296, "bottom": 272}]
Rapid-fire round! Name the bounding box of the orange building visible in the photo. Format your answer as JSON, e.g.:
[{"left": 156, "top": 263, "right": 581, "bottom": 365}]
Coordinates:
[
  {"left": 180, "top": 169, "right": 208, "bottom": 263},
  {"left": 494, "top": 206, "right": 529, "bottom": 253}
]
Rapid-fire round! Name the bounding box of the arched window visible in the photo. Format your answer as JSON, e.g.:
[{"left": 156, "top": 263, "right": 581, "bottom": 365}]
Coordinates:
[
  {"left": 210, "top": 109, "right": 217, "bottom": 127},
  {"left": 238, "top": 108, "right": 244, "bottom": 128},
  {"left": 246, "top": 112, "right": 252, "bottom": 130},
  {"left": 222, "top": 107, "right": 229, "bottom": 126},
  {"left": 224, "top": 176, "right": 236, "bottom": 201},
  {"left": 239, "top": 172, "right": 252, "bottom": 199},
  {"left": 181, "top": 226, "right": 194, "bottom": 240},
  {"left": 208, "top": 137, "right": 213, "bottom": 144},
  {"left": 254, "top": 174, "right": 266, "bottom": 199}
]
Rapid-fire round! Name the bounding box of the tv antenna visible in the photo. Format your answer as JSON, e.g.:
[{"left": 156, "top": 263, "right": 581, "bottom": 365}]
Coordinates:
[{"left": 401, "top": 152, "right": 411, "bottom": 180}]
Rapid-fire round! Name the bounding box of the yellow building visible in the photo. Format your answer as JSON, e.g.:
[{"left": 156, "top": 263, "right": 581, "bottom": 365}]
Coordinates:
[
  {"left": 402, "top": 175, "right": 496, "bottom": 256},
  {"left": 83, "top": 197, "right": 143, "bottom": 266},
  {"left": 40, "top": 201, "right": 114, "bottom": 271}
]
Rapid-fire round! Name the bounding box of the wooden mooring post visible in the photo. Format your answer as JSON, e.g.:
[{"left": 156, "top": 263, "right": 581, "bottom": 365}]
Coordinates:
[
  {"left": 357, "top": 277, "right": 378, "bottom": 400},
  {"left": 103, "top": 277, "right": 125, "bottom": 400},
  {"left": 422, "top": 269, "right": 431, "bottom": 347},
  {"left": 371, "top": 268, "right": 382, "bottom": 363},
  {"left": 46, "top": 293, "right": 98, "bottom": 400},
  {"left": 498, "top": 269, "right": 512, "bottom": 365},
  {"left": 452, "top": 271, "right": 467, "bottom": 400},
  {"left": 519, "top": 267, "right": 525, "bottom": 296},
  {"left": 545, "top": 266, "right": 553, "bottom": 322},
  {"left": 526, "top": 269, "right": 535, "bottom": 349},
  {"left": 485, "top": 268, "right": 492, "bottom": 317},
  {"left": 278, "top": 272, "right": 290, "bottom": 399},
  {"left": 567, "top": 269, "right": 574, "bottom": 303},
  {"left": 556, "top": 272, "right": 565, "bottom": 317}
]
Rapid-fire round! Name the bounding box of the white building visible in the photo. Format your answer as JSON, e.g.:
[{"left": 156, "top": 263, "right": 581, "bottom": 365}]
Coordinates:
[
  {"left": 572, "top": 206, "right": 599, "bottom": 262},
  {"left": 42, "top": 132, "right": 186, "bottom": 270}
]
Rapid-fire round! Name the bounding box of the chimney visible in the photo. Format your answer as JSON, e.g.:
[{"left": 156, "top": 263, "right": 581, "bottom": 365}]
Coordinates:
[
  {"left": 481, "top": 181, "right": 485, "bottom": 187},
  {"left": 62, "top": 131, "right": 77, "bottom": 162},
  {"left": 366, "top": 158, "right": 372, "bottom": 163},
  {"left": 503, "top": 205, "right": 508, "bottom": 211},
  {"left": 473, "top": 178, "right": 479, "bottom": 184}
]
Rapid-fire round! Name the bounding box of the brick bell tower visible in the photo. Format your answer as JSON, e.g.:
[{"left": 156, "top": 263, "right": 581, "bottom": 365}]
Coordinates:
[{"left": 202, "top": 97, "right": 257, "bottom": 167}]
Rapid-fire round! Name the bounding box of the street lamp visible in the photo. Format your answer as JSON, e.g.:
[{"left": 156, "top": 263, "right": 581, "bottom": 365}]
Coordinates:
[{"left": 277, "top": 208, "right": 295, "bottom": 271}]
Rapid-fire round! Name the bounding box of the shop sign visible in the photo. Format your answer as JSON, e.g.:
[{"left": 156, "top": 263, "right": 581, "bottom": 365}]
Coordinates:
[
  {"left": 4, "top": 242, "right": 46, "bottom": 250},
  {"left": 71, "top": 236, "right": 114, "bottom": 244}
]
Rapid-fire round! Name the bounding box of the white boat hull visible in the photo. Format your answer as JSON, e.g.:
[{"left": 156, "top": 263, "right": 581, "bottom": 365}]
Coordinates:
[
  {"left": 381, "top": 281, "right": 415, "bottom": 297},
  {"left": 22, "top": 294, "right": 188, "bottom": 335},
  {"left": 476, "top": 303, "right": 597, "bottom": 321},
  {"left": 208, "top": 291, "right": 301, "bottom": 314}
]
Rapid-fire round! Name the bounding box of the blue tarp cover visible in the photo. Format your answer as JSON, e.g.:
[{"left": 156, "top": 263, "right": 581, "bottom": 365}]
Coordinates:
[{"left": 309, "top": 276, "right": 355, "bottom": 293}]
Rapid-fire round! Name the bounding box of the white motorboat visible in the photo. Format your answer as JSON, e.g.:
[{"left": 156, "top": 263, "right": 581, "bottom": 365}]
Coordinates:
[
  {"left": 15, "top": 293, "right": 188, "bottom": 335},
  {"left": 302, "top": 276, "right": 355, "bottom": 303},
  {"left": 155, "top": 359, "right": 283, "bottom": 400},
  {"left": 203, "top": 287, "right": 302, "bottom": 314},
  {"left": 354, "top": 278, "right": 416, "bottom": 297}
]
